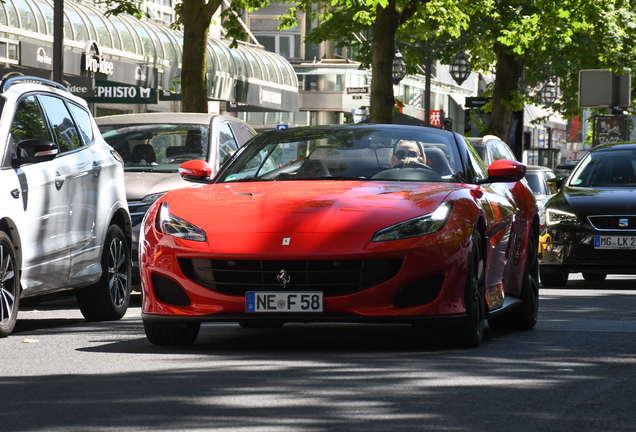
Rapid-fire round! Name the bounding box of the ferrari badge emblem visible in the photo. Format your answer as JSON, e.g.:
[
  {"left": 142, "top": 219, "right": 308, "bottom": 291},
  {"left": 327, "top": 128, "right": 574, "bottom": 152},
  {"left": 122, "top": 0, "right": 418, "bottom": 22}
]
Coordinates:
[
  {"left": 282, "top": 237, "right": 291, "bottom": 245},
  {"left": 277, "top": 270, "right": 291, "bottom": 288}
]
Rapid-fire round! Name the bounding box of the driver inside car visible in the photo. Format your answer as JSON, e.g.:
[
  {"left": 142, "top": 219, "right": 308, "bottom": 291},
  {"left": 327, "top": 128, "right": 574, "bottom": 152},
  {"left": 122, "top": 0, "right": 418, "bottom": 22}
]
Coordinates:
[{"left": 390, "top": 140, "right": 426, "bottom": 168}]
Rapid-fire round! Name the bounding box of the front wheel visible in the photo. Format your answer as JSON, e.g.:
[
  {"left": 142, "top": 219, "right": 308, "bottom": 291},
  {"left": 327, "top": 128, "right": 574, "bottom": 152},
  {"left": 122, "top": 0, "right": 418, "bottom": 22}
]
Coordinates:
[
  {"left": 540, "top": 268, "right": 569, "bottom": 287},
  {"left": 453, "top": 231, "right": 486, "bottom": 348},
  {"left": 77, "top": 225, "right": 131, "bottom": 321},
  {"left": 0, "top": 232, "right": 19, "bottom": 337},
  {"left": 583, "top": 273, "right": 607, "bottom": 281},
  {"left": 144, "top": 321, "right": 200, "bottom": 346}
]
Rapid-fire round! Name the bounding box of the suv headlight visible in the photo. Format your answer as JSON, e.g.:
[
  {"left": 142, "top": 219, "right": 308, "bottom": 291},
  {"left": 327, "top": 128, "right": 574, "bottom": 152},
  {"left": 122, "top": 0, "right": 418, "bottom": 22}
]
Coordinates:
[
  {"left": 155, "top": 202, "right": 207, "bottom": 242},
  {"left": 546, "top": 208, "right": 579, "bottom": 227},
  {"left": 372, "top": 202, "right": 453, "bottom": 242}
]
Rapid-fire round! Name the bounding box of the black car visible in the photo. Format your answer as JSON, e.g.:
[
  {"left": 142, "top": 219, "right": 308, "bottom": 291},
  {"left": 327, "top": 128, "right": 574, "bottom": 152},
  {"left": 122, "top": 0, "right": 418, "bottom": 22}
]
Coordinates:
[
  {"left": 553, "top": 160, "right": 581, "bottom": 179},
  {"left": 540, "top": 142, "right": 636, "bottom": 286}
]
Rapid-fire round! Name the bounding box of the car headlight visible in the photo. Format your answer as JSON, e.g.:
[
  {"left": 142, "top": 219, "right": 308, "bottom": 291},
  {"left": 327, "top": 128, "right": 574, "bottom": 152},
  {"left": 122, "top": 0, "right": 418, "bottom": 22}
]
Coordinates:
[
  {"left": 372, "top": 202, "right": 453, "bottom": 242},
  {"left": 546, "top": 208, "right": 579, "bottom": 227},
  {"left": 155, "top": 202, "right": 207, "bottom": 242}
]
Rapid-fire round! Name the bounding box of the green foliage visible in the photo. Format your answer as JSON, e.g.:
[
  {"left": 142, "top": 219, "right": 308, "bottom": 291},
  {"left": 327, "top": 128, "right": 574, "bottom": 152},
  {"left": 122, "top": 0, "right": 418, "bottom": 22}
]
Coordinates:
[{"left": 97, "top": 0, "right": 149, "bottom": 19}]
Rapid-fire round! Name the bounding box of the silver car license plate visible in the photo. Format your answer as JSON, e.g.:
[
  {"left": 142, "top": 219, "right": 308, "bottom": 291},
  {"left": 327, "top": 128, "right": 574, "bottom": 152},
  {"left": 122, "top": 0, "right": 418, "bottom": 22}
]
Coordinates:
[
  {"left": 594, "top": 236, "right": 636, "bottom": 249},
  {"left": 246, "top": 292, "right": 323, "bottom": 312}
]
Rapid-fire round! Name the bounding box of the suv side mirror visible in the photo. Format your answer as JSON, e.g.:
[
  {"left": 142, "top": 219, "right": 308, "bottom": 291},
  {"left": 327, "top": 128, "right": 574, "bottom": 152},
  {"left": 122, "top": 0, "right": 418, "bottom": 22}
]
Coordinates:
[
  {"left": 546, "top": 177, "right": 564, "bottom": 192},
  {"left": 12, "top": 139, "right": 58, "bottom": 168}
]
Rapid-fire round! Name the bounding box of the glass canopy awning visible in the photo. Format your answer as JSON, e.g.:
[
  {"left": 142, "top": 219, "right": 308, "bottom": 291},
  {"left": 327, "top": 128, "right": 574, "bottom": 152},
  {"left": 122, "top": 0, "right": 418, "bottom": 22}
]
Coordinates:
[{"left": 0, "top": 0, "right": 298, "bottom": 111}]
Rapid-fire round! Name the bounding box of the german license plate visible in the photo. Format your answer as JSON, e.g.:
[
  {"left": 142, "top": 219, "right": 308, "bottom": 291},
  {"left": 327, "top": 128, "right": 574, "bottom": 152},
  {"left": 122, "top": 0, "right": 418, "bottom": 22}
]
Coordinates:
[
  {"left": 246, "top": 292, "right": 323, "bottom": 312},
  {"left": 594, "top": 236, "right": 636, "bottom": 249}
]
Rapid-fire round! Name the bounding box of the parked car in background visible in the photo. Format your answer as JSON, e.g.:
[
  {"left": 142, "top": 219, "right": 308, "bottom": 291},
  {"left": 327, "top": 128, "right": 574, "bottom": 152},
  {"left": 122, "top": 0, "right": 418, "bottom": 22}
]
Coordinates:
[
  {"left": 525, "top": 165, "right": 557, "bottom": 228},
  {"left": 540, "top": 142, "right": 636, "bottom": 286},
  {"left": 554, "top": 160, "right": 580, "bottom": 179},
  {"left": 0, "top": 76, "right": 132, "bottom": 337},
  {"left": 465, "top": 135, "right": 517, "bottom": 166},
  {"left": 139, "top": 124, "right": 539, "bottom": 347},
  {"left": 96, "top": 113, "right": 256, "bottom": 282}
]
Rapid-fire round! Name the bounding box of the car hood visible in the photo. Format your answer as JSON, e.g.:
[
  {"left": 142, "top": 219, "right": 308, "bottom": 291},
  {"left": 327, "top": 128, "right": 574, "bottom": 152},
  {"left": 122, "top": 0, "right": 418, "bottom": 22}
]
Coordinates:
[
  {"left": 125, "top": 171, "right": 190, "bottom": 201},
  {"left": 552, "top": 186, "right": 636, "bottom": 216},
  {"left": 165, "top": 181, "right": 458, "bottom": 234}
]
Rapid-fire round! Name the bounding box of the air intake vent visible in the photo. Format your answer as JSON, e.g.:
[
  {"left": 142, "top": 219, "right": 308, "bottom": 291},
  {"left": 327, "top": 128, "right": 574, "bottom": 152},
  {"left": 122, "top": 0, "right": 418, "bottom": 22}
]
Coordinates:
[{"left": 179, "top": 258, "right": 404, "bottom": 297}]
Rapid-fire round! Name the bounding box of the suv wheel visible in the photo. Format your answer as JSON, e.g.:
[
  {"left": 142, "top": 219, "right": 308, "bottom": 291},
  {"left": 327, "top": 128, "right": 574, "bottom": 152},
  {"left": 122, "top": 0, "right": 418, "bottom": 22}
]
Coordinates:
[
  {"left": 77, "top": 225, "right": 131, "bottom": 321},
  {"left": 0, "top": 232, "right": 19, "bottom": 337}
]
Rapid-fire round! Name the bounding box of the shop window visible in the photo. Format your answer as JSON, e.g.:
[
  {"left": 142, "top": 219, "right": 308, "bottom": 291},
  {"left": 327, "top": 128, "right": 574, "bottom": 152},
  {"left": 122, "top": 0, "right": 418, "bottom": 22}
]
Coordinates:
[{"left": 8, "top": 43, "right": 17, "bottom": 60}]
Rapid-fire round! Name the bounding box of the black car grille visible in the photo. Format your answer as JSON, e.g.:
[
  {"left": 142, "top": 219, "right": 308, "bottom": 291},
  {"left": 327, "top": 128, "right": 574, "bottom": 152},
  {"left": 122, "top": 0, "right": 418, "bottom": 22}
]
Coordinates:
[
  {"left": 179, "top": 258, "right": 404, "bottom": 297},
  {"left": 588, "top": 216, "right": 636, "bottom": 230},
  {"left": 128, "top": 201, "right": 152, "bottom": 227},
  {"left": 571, "top": 243, "right": 636, "bottom": 263}
]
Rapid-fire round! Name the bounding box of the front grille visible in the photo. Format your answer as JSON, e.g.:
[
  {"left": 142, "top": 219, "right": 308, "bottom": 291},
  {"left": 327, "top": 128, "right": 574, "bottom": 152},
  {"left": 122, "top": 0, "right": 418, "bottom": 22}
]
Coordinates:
[
  {"left": 128, "top": 201, "right": 152, "bottom": 227},
  {"left": 588, "top": 215, "right": 636, "bottom": 230},
  {"left": 571, "top": 243, "right": 636, "bottom": 263},
  {"left": 179, "top": 258, "right": 404, "bottom": 297}
]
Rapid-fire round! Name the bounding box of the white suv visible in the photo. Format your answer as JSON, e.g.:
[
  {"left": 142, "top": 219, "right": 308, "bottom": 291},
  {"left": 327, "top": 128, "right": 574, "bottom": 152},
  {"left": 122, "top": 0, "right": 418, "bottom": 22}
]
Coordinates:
[{"left": 0, "top": 76, "right": 132, "bottom": 337}]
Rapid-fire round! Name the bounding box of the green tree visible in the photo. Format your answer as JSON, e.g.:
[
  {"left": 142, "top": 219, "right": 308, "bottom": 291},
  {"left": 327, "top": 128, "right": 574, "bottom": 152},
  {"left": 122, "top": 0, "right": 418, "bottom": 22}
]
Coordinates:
[
  {"left": 465, "top": 0, "right": 636, "bottom": 144},
  {"left": 100, "top": 0, "right": 275, "bottom": 113},
  {"left": 277, "top": 0, "right": 473, "bottom": 123}
]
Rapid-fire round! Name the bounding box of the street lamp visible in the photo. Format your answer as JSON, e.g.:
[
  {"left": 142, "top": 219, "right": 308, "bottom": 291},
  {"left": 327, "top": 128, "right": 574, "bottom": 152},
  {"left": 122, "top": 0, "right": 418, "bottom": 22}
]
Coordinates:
[
  {"left": 449, "top": 47, "right": 471, "bottom": 86},
  {"left": 540, "top": 78, "right": 558, "bottom": 107},
  {"left": 394, "top": 31, "right": 471, "bottom": 127},
  {"left": 392, "top": 50, "right": 408, "bottom": 85}
]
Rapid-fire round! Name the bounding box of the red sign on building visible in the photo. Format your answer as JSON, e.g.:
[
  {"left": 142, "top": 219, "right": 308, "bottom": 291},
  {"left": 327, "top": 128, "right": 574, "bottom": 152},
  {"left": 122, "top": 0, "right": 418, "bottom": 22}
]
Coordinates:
[
  {"left": 567, "top": 116, "right": 582, "bottom": 142},
  {"left": 429, "top": 110, "right": 443, "bottom": 127}
]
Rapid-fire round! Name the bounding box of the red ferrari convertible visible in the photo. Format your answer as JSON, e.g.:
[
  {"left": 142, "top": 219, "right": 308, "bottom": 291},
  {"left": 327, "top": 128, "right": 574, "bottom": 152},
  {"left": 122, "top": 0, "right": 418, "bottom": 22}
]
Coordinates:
[{"left": 139, "top": 125, "right": 539, "bottom": 347}]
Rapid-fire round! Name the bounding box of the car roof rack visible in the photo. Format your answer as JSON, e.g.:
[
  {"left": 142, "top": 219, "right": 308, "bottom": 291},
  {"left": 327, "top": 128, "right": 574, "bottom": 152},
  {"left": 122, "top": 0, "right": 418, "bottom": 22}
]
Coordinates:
[{"left": 0, "top": 76, "right": 70, "bottom": 94}]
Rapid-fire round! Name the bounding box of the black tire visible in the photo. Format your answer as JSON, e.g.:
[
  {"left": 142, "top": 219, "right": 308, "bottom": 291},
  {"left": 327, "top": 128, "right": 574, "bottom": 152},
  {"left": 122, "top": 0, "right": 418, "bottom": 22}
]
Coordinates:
[
  {"left": 77, "top": 225, "right": 131, "bottom": 321},
  {"left": 539, "top": 267, "right": 569, "bottom": 287},
  {"left": 238, "top": 320, "right": 284, "bottom": 329},
  {"left": 489, "top": 227, "right": 539, "bottom": 330},
  {"left": 453, "top": 231, "right": 486, "bottom": 348},
  {"left": 583, "top": 273, "right": 607, "bottom": 281},
  {"left": 143, "top": 320, "right": 200, "bottom": 346},
  {"left": 0, "top": 232, "right": 19, "bottom": 337}
]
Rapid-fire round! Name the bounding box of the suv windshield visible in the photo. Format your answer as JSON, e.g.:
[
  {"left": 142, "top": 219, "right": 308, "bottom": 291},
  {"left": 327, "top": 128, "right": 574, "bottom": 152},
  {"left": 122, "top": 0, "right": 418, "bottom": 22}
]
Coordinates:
[
  {"left": 99, "top": 123, "right": 210, "bottom": 172},
  {"left": 569, "top": 150, "right": 636, "bottom": 187},
  {"left": 216, "top": 126, "right": 460, "bottom": 183}
]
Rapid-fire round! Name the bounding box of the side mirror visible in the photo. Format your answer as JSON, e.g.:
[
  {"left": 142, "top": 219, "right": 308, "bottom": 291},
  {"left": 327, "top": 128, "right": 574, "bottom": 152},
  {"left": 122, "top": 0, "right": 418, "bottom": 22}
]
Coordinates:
[
  {"left": 477, "top": 159, "right": 526, "bottom": 184},
  {"left": 546, "top": 177, "right": 564, "bottom": 192},
  {"left": 179, "top": 159, "right": 213, "bottom": 183},
  {"left": 12, "top": 139, "right": 58, "bottom": 168}
]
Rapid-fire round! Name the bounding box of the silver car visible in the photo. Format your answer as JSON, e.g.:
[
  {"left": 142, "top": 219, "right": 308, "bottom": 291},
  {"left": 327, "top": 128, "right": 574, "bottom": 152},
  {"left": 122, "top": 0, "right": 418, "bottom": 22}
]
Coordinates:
[
  {"left": 524, "top": 165, "right": 557, "bottom": 229},
  {"left": 0, "top": 77, "right": 132, "bottom": 337},
  {"left": 96, "top": 113, "right": 257, "bottom": 281},
  {"left": 466, "top": 135, "right": 517, "bottom": 167}
]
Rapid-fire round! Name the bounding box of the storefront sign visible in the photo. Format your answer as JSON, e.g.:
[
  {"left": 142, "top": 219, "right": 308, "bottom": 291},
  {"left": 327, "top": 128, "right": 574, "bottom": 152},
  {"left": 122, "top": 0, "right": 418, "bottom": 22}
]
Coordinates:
[
  {"left": 346, "top": 87, "right": 369, "bottom": 94},
  {"left": 430, "top": 110, "right": 443, "bottom": 127},
  {"left": 86, "top": 80, "right": 157, "bottom": 104}
]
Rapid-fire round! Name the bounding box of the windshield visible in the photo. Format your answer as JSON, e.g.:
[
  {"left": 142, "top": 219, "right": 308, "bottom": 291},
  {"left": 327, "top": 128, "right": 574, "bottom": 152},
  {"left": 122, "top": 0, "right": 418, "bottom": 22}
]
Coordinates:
[
  {"left": 569, "top": 150, "right": 636, "bottom": 187},
  {"left": 216, "top": 126, "right": 462, "bottom": 183},
  {"left": 99, "top": 123, "right": 210, "bottom": 172}
]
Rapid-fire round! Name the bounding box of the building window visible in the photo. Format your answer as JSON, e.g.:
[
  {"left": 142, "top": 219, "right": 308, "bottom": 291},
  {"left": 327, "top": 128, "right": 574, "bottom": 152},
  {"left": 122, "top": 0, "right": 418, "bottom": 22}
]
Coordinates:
[{"left": 253, "top": 33, "right": 298, "bottom": 58}]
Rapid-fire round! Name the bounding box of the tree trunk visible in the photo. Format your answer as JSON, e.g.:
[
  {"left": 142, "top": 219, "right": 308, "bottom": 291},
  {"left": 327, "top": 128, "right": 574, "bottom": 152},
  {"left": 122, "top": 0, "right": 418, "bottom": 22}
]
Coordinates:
[
  {"left": 180, "top": 0, "right": 220, "bottom": 113},
  {"left": 486, "top": 43, "right": 525, "bottom": 144},
  {"left": 370, "top": 0, "right": 399, "bottom": 124}
]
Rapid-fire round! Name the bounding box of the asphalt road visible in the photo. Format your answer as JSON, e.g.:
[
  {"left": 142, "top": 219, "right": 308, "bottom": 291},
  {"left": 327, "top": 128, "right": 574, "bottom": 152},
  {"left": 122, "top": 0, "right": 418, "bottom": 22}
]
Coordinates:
[{"left": 2, "top": 275, "right": 636, "bottom": 432}]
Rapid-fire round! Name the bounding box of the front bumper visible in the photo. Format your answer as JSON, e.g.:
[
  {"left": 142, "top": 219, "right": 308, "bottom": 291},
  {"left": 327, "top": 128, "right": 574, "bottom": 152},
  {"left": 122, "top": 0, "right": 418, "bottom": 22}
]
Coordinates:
[{"left": 539, "top": 228, "right": 636, "bottom": 274}]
